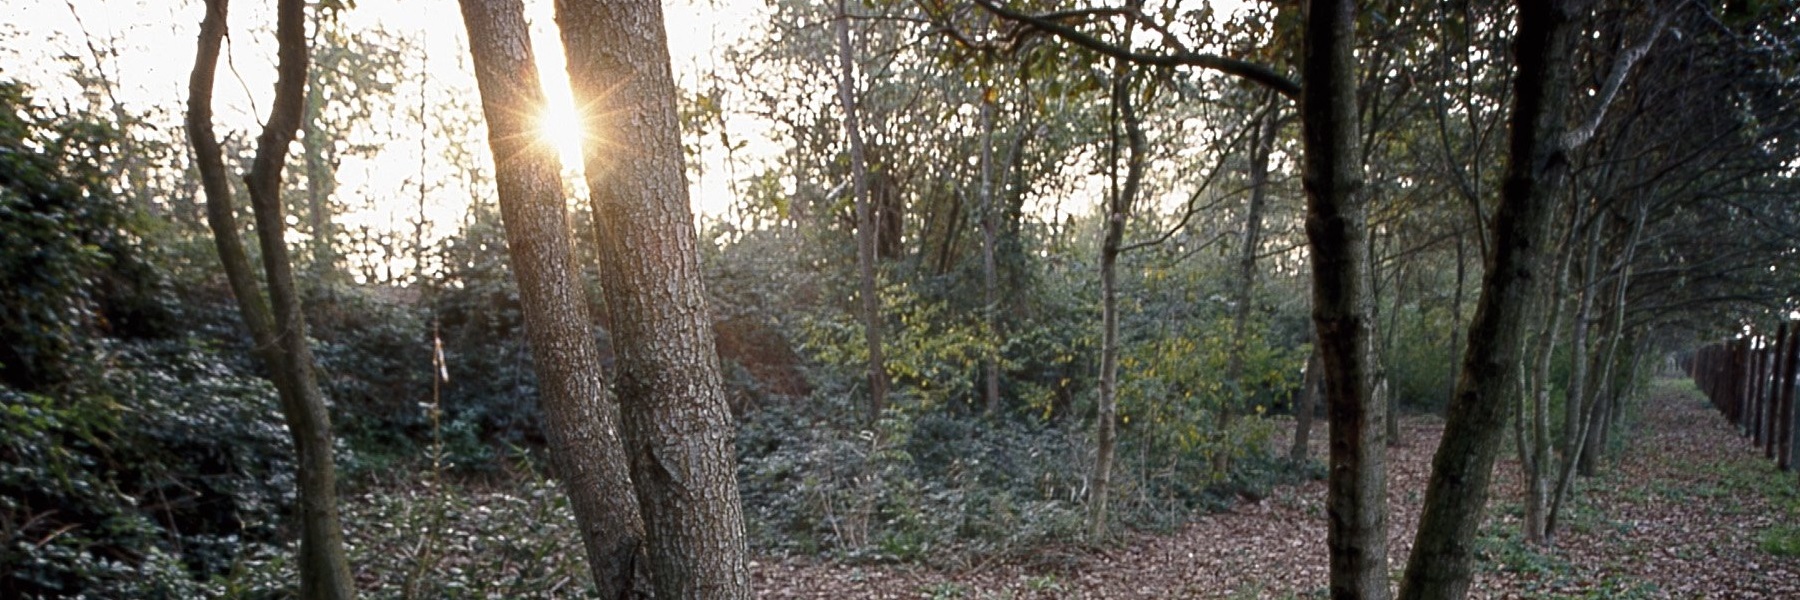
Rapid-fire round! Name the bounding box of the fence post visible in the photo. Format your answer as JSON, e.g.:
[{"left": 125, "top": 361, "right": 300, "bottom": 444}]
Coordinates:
[
  {"left": 1734, "top": 336, "right": 1750, "bottom": 433},
  {"left": 1768, "top": 324, "right": 1787, "bottom": 460},
  {"left": 1755, "top": 336, "right": 1769, "bottom": 450},
  {"left": 1781, "top": 322, "right": 1799, "bottom": 472},
  {"left": 1749, "top": 336, "right": 1764, "bottom": 443},
  {"left": 1705, "top": 343, "right": 1721, "bottom": 411}
]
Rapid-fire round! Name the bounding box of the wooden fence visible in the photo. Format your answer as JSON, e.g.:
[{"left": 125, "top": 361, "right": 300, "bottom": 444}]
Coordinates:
[{"left": 1687, "top": 321, "right": 1799, "bottom": 474}]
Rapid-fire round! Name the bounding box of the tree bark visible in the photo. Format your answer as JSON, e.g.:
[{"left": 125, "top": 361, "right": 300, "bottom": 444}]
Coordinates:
[
  {"left": 455, "top": 2, "right": 651, "bottom": 598},
  {"left": 554, "top": 1, "right": 753, "bottom": 597},
  {"left": 833, "top": 0, "right": 889, "bottom": 421},
  {"left": 1300, "top": 0, "right": 1389, "bottom": 596},
  {"left": 185, "top": 1, "right": 356, "bottom": 598},
  {"left": 1395, "top": 1, "right": 1585, "bottom": 597}
]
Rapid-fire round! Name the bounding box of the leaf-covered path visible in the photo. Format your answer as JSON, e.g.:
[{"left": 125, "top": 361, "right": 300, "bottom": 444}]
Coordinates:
[{"left": 751, "top": 380, "right": 1800, "bottom": 598}]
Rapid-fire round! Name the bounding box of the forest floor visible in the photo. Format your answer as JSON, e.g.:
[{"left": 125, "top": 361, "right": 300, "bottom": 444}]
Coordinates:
[{"left": 750, "top": 379, "right": 1800, "bottom": 599}]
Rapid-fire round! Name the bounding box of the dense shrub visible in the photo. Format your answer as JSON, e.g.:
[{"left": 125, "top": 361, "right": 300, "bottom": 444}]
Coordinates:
[
  {"left": 735, "top": 393, "right": 1312, "bottom": 564},
  {"left": 339, "top": 474, "right": 595, "bottom": 599},
  {"left": 736, "top": 402, "right": 1088, "bottom": 563},
  {"left": 1, "top": 339, "right": 294, "bottom": 598},
  {"left": 0, "top": 80, "right": 169, "bottom": 390}
]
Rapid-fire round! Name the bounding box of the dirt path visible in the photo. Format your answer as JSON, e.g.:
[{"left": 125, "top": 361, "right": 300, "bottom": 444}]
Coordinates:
[{"left": 750, "top": 380, "right": 1800, "bottom": 598}]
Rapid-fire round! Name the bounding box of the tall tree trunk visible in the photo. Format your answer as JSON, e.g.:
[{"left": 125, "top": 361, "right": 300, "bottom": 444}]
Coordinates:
[
  {"left": 1577, "top": 321, "right": 1618, "bottom": 478},
  {"left": 1224, "top": 100, "right": 1280, "bottom": 476},
  {"left": 1395, "top": 1, "right": 1584, "bottom": 597},
  {"left": 1574, "top": 301, "right": 1612, "bottom": 477},
  {"left": 555, "top": 1, "right": 753, "bottom": 597},
  {"left": 1522, "top": 230, "right": 1572, "bottom": 546},
  {"left": 455, "top": 2, "right": 650, "bottom": 598},
  {"left": 979, "top": 88, "right": 1002, "bottom": 417},
  {"left": 1292, "top": 346, "right": 1322, "bottom": 463},
  {"left": 1573, "top": 207, "right": 1641, "bottom": 479},
  {"left": 1300, "top": 0, "right": 1389, "bottom": 595},
  {"left": 999, "top": 115, "right": 1034, "bottom": 300},
  {"left": 1565, "top": 213, "right": 1602, "bottom": 458},
  {"left": 185, "top": 1, "right": 356, "bottom": 598},
  {"left": 1371, "top": 235, "right": 1399, "bottom": 446},
  {"left": 1090, "top": 61, "right": 1145, "bottom": 540},
  {"left": 1608, "top": 330, "right": 1648, "bottom": 452},
  {"left": 834, "top": 0, "right": 889, "bottom": 421},
  {"left": 1521, "top": 304, "right": 1560, "bottom": 545},
  {"left": 302, "top": 81, "right": 337, "bottom": 279}
]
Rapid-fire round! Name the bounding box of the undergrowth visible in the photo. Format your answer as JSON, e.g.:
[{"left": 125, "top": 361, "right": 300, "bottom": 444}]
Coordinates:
[{"left": 734, "top": 394, "right": 1319, "bottom": 566}]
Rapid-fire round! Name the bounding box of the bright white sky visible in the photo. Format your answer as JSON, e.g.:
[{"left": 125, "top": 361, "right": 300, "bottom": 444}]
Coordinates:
[{"left": 6, "top": 0, "right": 771, "bottom": 262}]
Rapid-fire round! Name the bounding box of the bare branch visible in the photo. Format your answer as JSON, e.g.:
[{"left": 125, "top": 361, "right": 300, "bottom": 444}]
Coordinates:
[
  {"left": 1561, "top": 3, "right": 1681, "bottom": 150},
  {"left": 972, "top": 0, "right": 1300, "bottom": 100}
]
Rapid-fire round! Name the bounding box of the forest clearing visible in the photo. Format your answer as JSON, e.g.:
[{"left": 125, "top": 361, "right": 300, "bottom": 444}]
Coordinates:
[{"left": 6, "top": 0, "right": 1800, "bottom": 598}]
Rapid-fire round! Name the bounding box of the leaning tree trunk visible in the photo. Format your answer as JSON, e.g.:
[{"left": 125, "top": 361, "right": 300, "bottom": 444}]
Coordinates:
[
  {"left": 833, "top": 0, "right": 889, "bottom": 421},
  {"left": 1574, "top": 208, "right": 1641, "bottom": 477},
  {"left": 455, "top": 1, "right": 651, "bottom": 597},
  {"left": 1522, "top": 223, "right": 1574, "bottom": 546},
  {"left": 186, "top": 1, "right": 356, "bottom": 598},
  {"left": 1557, "top": 208, "right": 1642, "bottom": 521},
  {"left": 1565, "top": 211, "right": 1602, "bottom": 460},
  {"left": 555, "top": 1, "right": 753, "bottom": 597},
  {"left": 1521, "top": 291, "right": 1562, "bottom": 545},
  {"left": 1579, "top": 299, "right": 1626, "bottom": 477},
  {"left": 1299, "top": 0, "right": 1389, "bottom": 596},
  {"left": 1090, "top": 61, "right": 1146, "bottom": 540},
  {"left": 1396, "top": 1, "right": 1583, "bottom": 598},
  {"left": 1578, "top": 316, "right": 1619, "bottom": 477},
  {"left": 1603, "top": 329, "right": 1648, "bottom": 456}
]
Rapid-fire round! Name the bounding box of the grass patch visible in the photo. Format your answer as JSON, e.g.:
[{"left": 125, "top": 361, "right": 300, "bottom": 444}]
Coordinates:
[
  {"left": 1475, "top": 520, "right": 1574, "bottom": 580},
  {"left": 1472, "top": 502, "right": 1657, "bottom": 599},
  {"left": 1651, "top": 378, "right": 1700, "bottom": 396},
  {"left": 1761, "top": 524, "right": 1800, "bottom": 557},
  {"left": 1575, "top": 576, "right": 1662, "bottom": 599}
]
